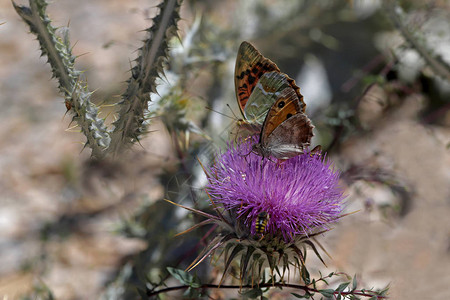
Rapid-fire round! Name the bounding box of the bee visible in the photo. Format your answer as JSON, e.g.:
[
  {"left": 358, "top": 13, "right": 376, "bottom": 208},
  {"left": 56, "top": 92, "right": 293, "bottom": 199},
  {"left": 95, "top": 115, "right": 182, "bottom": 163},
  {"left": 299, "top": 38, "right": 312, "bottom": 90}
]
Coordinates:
[
  {"left": 254, "top": 211, "right": 269, "bottom": 236},
  {"left": 310, "top": 145, "right": 322, "bottom": 157}
]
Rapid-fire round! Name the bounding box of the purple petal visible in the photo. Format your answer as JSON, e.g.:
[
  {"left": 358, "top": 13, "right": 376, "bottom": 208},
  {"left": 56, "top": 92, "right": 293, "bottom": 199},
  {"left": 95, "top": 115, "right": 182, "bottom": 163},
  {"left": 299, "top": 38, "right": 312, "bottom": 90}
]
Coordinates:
[{"left": 206, "top": 137, "right": 346, "bottom": 242}]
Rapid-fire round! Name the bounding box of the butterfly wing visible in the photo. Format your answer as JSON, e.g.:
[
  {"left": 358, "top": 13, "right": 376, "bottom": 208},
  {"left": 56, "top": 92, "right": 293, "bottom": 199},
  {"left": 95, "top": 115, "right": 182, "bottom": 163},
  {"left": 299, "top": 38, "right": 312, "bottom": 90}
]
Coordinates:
[
  {"left": 262, "top": 113, "right": 314, "bottom": 159},
  {"left": 259, "top": 88, "right": 305, "bottom": 141},
  {"left": 235, "top": 41, "right": 306, "bottom": 122},
  {"left": 243, "top": 71, "right": 291, "bottom": 125},
  {"left": 235, "top": 42, "right": 280, "bottom": 115},
  {"left": 234, "top": 41, "right": 310, "bottom": 152},
  {"left": 254, "top": 87, "right": 314, "bottom": 159}
]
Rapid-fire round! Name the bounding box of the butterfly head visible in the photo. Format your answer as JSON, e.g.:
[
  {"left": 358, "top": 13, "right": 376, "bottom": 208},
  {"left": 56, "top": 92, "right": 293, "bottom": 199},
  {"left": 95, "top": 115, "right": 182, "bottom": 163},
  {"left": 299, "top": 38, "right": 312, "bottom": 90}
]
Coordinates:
[{"left": 251, "top": 143, "right": 264, "bottom": 157}]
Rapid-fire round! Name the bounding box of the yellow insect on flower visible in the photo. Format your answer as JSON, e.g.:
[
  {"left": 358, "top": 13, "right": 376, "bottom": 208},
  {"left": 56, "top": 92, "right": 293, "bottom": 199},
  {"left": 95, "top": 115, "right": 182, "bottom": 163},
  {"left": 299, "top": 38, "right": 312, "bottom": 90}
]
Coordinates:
[{"left": 255, "top": 211, "right": 269, "bottom": 235}]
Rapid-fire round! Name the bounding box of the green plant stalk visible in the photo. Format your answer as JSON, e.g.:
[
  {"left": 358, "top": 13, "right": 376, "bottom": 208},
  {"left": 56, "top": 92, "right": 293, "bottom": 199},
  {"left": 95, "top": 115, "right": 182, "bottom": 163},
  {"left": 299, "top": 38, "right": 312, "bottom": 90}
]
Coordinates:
[
  {"left": 13, "top": 0, "right": 111, "bottom": 158},
  {"left": 109, "top": 0, "right": 183, "bottom": 156}
]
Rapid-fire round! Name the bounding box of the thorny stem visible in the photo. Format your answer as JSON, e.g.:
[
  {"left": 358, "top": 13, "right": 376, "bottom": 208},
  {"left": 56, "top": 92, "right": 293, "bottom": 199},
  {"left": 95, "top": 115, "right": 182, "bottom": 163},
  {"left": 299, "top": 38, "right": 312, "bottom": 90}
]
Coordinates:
[
  {"left": 386, "top": 2, "right": 450, "bottom": 82},
  {"left": 146, "top": 282, "right": 387, "bottom": 298}
]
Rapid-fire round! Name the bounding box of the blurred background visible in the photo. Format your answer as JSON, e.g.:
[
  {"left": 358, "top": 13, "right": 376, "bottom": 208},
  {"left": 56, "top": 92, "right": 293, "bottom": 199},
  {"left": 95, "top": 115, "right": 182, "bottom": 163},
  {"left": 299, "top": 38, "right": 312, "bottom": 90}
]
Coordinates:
[{"left": 0, "top": 0, "right": 449, "bottom": 299}]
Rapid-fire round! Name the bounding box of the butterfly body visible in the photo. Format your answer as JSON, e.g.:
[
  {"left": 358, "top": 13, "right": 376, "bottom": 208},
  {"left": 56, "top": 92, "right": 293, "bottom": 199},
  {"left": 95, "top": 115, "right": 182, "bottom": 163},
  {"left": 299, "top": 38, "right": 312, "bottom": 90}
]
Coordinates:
[
  {"left": 253, "top": 114, "right": 314, "bottom": 159},
  {"left": 235, "top": 42, "right": 315, "bottom": 159}
]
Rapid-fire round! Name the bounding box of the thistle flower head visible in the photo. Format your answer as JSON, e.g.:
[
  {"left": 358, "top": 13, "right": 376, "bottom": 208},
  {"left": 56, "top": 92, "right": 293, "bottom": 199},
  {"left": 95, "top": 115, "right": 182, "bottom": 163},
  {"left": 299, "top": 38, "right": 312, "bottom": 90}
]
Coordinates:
[
  {"left": 207, "top": 137, "right": 345, "bottom": 243},
  {"left": 178, "top": 138, "right": 346, "bottom": 284}
]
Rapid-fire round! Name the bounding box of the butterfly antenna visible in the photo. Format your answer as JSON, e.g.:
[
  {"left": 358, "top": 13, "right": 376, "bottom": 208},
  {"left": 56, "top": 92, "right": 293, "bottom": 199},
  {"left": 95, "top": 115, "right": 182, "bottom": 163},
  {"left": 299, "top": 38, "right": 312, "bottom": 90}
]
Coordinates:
[
  {"left": 226, "top": 103, "right": 240, "bottom": 120},
  {"left": 225, "top": 103, "right": 247, "bottom": 138},
  {"left": 205, "top": 106, "right": 236, "bottom": 120}
]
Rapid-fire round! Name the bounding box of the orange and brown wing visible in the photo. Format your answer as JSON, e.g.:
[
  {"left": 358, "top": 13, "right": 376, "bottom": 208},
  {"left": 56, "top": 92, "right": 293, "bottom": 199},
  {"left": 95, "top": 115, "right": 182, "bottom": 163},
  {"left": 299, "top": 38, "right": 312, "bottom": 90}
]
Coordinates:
[
  {"left": 285, "top": 77, "right": 305, "bottom": 113},
  {"left": 259, "top": 87, "right": 304, "bottom": 142},
  {"left": 234, "top": 42, "right": 306, "bottom": 116},
  {"left": 234, "top": 41, "right": 280, "bottom": 114}
]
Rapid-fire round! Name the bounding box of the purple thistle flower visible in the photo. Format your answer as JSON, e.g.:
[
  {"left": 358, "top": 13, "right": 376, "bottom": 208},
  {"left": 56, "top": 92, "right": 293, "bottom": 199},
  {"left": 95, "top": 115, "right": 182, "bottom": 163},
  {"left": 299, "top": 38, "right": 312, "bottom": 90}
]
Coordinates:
[{"left": 207, "top": 137, "right": 345, "bottom": 242}]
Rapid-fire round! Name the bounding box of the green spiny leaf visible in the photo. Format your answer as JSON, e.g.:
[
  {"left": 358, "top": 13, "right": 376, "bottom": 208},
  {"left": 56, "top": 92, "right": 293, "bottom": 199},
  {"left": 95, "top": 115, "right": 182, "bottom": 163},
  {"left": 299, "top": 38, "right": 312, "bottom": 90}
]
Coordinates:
[
  {"left": 220, "top": 244, "right": 244, "bottom": 284},
  {"left": 186, "top": 234, "right": 231, "bottom": 272},
  {"left": 241, "top": 288, "right": 263, "bottom": 298},
  {"left": 167, "top": 267, "right": 194, "bottom": 286},
  {"left": 109, "top": 0, "right": 183, "bottom": 155},
  {"left": 224, "top": 242, "right": 235, "bottom": 265},
  {"left": 282, "top": 252, "right": 289, "bottom": 280},
  {"left": 336, "top": 282, "right": 350, "bottom": 292},
  {"left": 311, "top": 278, "right": 316, "bottom": 289},
  {"left": 240, "top": 246, "right": 256, "bottom": 281},
  {"left": 304, "top": 240, "right": 327, "bottom": 267},
  {"left": 319, "top": 289, "right": 335, "bottom": 298},
  {"left": 380, "top": 284, "right": 390, "bottom": 296},
  {"left": 351, "top": 275, "right": 357, "bottom": 291},
  {"left": 13, "top": 0, "right": 110, "bottom": 158},
  {"left": 191, "top": 273, "right": 201, "bottom": 288},
  {"left": 301, "top": 265, "right": 310, "bottom": 285}
]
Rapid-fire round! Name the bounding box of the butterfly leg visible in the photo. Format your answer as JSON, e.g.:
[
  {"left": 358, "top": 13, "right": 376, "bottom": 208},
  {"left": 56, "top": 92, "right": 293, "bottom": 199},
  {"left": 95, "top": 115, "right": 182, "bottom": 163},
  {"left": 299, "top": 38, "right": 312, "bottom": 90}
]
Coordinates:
[
  {"left": 239, "top": 145, "right": 253, "bottom": 159},
  {"left": 259, "top": 156, "right": 266, "bottom": 174},
  {"left": 231, "top": 124, "right": 241, "bottom": 144}
]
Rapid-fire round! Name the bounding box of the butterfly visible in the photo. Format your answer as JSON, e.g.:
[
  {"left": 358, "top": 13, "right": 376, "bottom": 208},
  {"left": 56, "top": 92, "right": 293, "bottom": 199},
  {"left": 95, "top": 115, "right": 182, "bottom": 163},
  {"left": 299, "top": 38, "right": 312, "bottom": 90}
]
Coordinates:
[{"left": 234, "top": 41, "right": 316, "bottom": 159}]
